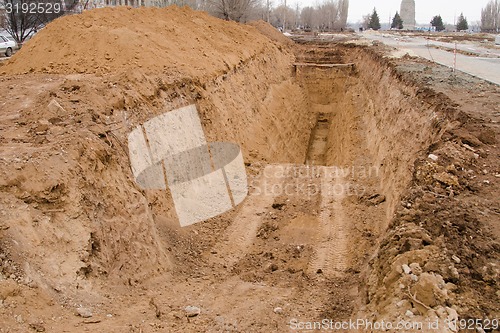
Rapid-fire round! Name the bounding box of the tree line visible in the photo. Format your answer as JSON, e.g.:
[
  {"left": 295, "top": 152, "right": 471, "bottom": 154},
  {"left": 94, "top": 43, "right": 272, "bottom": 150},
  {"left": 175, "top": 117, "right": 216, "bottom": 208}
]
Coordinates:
[
  {"left": 481, "top": 0, "right": 499, "bottom": 32},
  {"left": 201, "top": 0, "right": 349, "bottom": 31}
]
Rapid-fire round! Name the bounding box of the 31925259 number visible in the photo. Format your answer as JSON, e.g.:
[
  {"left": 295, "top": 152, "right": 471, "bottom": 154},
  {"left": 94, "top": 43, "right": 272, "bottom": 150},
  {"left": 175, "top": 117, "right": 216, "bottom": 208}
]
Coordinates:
[{"left": 5, "top": 2, "right": 61, "bottom": 14}]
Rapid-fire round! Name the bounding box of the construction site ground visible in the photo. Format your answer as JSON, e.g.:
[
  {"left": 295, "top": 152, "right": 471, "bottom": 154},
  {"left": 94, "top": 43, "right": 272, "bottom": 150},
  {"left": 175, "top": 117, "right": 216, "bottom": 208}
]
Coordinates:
[{"left": 0, "top": 7, "right": 498, "bottom": 333}]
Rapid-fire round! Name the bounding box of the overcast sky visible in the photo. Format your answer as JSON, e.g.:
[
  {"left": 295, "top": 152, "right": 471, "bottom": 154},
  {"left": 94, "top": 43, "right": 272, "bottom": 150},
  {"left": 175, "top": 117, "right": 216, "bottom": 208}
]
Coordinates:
[{"left": 294, "top": 0, "right": 488, "bottom": 25}]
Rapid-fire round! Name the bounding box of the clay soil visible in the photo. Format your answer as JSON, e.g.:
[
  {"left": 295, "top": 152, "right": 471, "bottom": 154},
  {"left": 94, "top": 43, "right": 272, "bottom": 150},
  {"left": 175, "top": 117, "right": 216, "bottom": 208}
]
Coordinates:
[{"left": 0, "top": 6, "right": 499, "bottom": 333}]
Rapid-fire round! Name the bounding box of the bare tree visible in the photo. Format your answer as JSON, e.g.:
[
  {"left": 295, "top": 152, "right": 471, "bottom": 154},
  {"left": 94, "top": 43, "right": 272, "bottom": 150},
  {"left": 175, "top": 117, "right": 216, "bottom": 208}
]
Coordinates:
[
  {"left": 316, "top": 1, "right": 338, "bottom": 31},
  {"left": 481, "top": 0, "right": 499, "bottom": 32},
  {"left": 1, "top": 0, "right": 78, "bottom": 45},
  {"left": 264, "top": 0, "right": 271, "bottom": 22},
  {"left": 337, "top": 0, "right": 348, "bottom": 29},
  {"left": 209, "top": 0, "right": 260, "bottom": 22},
  {"left": 169, "top": 0, "right": 202, "bottom": 10},
  {"left": 294, "top": 2, "right": 299, "bottom": 28},
  {"left": 0, "top": 6, "right": 6, "bottom": 27},
  {"left": 271, "top": 4, "right": 294, "bottom": 30},
  {"left": 300, "top": 6, "right": 314, "bottom": 30},
  {"left": 304, "top": 0, "right": 348, "bottom": 32},
  {"left": 361, "top": 14, "right": 370, "bottom": 30}
]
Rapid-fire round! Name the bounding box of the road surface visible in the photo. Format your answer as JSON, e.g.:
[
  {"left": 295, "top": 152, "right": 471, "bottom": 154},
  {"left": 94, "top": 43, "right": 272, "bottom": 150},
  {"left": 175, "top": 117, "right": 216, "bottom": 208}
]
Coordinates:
[{"left": 362, "top": 32, "right": 500, "bottom": 85}]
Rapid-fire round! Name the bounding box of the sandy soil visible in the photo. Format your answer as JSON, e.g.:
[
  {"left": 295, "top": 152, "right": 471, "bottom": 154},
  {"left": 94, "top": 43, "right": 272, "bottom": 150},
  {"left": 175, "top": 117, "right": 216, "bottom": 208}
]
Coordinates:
[{"left": 0, "top": 7, "right": 498, "bottom": 333}]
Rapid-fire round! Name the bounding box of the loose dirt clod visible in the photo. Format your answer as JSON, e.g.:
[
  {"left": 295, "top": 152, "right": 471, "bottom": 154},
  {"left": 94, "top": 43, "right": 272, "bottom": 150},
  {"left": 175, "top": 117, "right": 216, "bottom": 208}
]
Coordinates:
[
  {"left": 76, "top": 307, "right": 93, "bottom": 318},
  {"left": 184, "top": 306, "right": 201, "bottom": 317}
]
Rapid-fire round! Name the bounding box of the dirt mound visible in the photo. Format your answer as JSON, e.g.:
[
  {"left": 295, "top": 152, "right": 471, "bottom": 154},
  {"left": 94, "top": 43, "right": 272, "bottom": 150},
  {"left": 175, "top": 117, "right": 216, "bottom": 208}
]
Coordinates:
[
  {"left": 2, "top": 6, "right": 274, "bottom": 76},
  {"left": 247, "top": 20, "right": 293, "bottom": 46}
]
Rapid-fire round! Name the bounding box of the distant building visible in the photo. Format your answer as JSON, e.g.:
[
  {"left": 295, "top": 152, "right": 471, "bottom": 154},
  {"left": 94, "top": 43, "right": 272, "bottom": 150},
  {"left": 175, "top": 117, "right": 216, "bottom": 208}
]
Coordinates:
[{"left": 400, "top": 0, "right": 416, "bottom": 30}]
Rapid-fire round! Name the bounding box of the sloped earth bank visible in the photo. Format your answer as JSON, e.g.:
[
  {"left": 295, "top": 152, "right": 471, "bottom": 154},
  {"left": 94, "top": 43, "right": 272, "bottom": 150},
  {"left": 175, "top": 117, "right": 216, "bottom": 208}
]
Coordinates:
[
  {"left": 0, "top": 9, "right": 498, "bottom": 333},
  {"left": 295, "top": 44, "right": 499, "bottom": 332}
]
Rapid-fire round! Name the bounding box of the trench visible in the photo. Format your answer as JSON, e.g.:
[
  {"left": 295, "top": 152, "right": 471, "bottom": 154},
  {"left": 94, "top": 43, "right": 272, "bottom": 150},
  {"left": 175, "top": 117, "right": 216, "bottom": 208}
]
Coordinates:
[
  {"left": 203, "top": 47, "right": 389, "bottom": 322},
  {"left": 199, "top": 44, "right": 441, "bottom": 328},
  {"left": 87, "top": 43, "right": 441, "bottom": 330}
]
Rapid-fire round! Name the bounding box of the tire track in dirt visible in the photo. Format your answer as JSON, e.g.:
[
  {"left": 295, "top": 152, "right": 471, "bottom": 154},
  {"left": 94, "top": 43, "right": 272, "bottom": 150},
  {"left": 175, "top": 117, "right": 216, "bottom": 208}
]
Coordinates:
[
  {"left": 308, "top": 167, "right": 350, "bottom": 277},
  {"left": 305, "top": 113, "right": 332, "bottom": 164},
  {"left": 304, "top": 110, "right": 351, "bottom": 278},
  {"left": 209, "top": 164, "right": 284, "bottom": 268}
]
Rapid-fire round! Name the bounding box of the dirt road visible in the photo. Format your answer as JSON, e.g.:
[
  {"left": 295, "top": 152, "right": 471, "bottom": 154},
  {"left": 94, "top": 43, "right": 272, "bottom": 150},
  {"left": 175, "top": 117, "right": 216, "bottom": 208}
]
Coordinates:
[{"left": 363, "top": 32, "right": 500, "bottom": 85}]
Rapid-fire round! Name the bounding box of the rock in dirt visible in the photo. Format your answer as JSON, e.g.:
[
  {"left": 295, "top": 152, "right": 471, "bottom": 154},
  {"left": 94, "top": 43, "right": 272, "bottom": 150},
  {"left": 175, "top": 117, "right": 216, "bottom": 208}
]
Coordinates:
[
  {"left": 184, "top": 306, "right": 201, "bottom": 317},
  {"left": 448, "top": 266, "right": 460, "bottom": 281},
  {"left": 273, "top": 307, "right": 283, "bottom": 314},
  {"left": 364, "top": 194, "right": 386, "bottom": 206},
  {"left": 0, "top": 280, "right": 20, "bottom": 300},
  {"left": 409, "top": 263, "right": 422, "bottom": 275},
  {"left": 428, "top": 154, "right": 439, "bottom": 161},
  {"left": 265, "top": 263, "right": 279, "bottom": 272},
  {"left": 433, "top": 172, "right": 459, "bottom": 187},
  {"left": 35, "top": 121, "right": 50, "bottom": 135},
  {"left": 478, "top": 129, "right": 496, "bottom": 145},
  {"left": 396, "top": 300, "right": 407, "bottom": 308},
  {"left": 401, "top": 264, "right": 411, "bottom": 275},
  {"left": 76, "top": 307, "right": 93, "bottom": 318},
  {"left": 446, "top": 307, "right": 459, "bottom": 331},
  {"left": 412, "top": 273, "right": 447, "bottom": 309},
  {"left": 480, "top": 263, "right": 499, "bottom": 283},
  {"left": 47, "top": 99, "right": 66, "bottom": 115},
  {"left": 271, "top": 203, "right": 285, "bottom": 210},
  {"left": 29, "top": 322, "right": 46, "bottom": 332}
]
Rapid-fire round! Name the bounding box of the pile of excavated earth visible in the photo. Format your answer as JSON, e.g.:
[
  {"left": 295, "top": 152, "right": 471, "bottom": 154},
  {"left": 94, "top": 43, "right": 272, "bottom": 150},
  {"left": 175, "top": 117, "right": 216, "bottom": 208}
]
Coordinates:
[{"left": 0, "top": 5, "right": 498, "bottom": 333}]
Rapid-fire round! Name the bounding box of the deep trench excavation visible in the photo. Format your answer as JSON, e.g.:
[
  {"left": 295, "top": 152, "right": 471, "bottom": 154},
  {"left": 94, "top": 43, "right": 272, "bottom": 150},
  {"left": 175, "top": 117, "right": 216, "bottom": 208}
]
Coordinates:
[
  {"left": 196, "top": 43, "right": 458, "bottom": 331},
  {"left": 207, "top": 47, "right": 391, "bottom": 324},
  {"left": 2, "top": 10, "right": 498, "bottom": 332}
]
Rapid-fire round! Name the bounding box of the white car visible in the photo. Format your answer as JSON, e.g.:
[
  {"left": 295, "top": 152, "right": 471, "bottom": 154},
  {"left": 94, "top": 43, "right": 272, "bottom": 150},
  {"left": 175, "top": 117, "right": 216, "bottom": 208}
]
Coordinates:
[{"left": 0, "top": 35, "right": 17, "bottom": 57}]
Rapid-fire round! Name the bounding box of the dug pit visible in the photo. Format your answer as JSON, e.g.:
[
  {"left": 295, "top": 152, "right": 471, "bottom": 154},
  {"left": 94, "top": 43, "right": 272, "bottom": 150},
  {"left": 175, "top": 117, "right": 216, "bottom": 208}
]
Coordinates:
[{"left": 0, "top": 8, "right": 498, "bottom": 332}]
